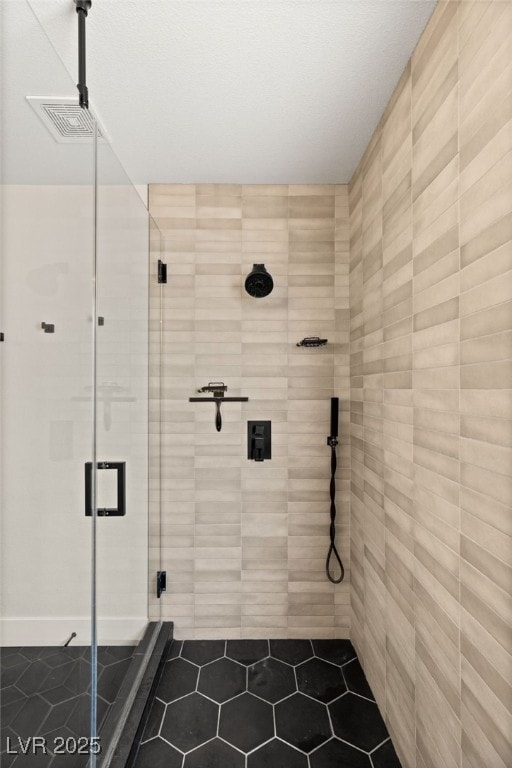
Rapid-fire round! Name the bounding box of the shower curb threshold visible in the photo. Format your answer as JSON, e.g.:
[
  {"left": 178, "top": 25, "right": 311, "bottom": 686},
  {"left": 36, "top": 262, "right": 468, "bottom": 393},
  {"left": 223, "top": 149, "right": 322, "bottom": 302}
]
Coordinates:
[{"left": 99, "top": 621, "right": 174, "bottom": 768}]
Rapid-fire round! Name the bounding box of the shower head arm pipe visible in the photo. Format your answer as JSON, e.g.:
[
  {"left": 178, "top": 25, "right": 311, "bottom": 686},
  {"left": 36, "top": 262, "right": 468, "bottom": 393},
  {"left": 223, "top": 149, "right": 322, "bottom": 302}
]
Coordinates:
[{"left": 74, "top": 1, "right": 92, "bottom": 109}]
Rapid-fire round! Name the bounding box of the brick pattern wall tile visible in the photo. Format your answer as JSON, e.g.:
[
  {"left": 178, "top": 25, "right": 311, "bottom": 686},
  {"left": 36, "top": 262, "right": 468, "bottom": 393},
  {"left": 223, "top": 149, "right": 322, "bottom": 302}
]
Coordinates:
[
  {"left": 348, "top": 3, "right": 512, "bottom": 767},
  {"left": 149, "top": 184, "right": 351, "bottom": 640}
]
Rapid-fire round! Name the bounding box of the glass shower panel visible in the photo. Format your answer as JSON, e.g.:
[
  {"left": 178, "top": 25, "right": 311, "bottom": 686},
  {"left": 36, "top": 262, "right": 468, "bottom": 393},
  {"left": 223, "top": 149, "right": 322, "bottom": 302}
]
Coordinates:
[
  {"left": 149, "top": 218, "right": 165, "bottom": 626},
  {"left": 94, "top": 142, "right": 161, "bottom": 663},
  {"left": 0, "top": 0, "right": 96, "bottom": 757}
]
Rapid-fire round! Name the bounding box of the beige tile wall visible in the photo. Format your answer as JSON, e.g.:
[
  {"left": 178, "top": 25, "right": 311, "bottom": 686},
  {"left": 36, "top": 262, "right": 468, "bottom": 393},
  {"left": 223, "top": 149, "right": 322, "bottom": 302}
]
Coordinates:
[
  {"left": 148, "top": 184, "right": 350, "bottom": 639},
  {"left": 348, "top": 2, "right": 512, "bottom": 767}
]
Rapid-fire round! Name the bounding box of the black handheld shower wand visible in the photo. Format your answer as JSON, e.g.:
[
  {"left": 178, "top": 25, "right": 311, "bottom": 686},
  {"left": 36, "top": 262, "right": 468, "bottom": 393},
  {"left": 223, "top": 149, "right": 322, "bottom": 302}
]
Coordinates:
[{"left": 326, "top": 397, "right": 344, "bottom": 584}]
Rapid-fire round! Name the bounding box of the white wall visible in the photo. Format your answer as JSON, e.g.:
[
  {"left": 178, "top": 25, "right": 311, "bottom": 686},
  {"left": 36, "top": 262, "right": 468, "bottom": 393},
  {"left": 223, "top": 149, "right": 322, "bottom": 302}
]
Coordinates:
[{"left": 0, "top": 184, "right": 149, "bottom": 646}]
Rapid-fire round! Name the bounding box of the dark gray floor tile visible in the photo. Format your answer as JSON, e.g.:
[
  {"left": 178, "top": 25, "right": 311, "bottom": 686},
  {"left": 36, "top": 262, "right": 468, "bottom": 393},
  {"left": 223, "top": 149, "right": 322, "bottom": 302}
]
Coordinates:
[
  {"left": 181, "top": 641, "right": 224, "bottom": 666},
  {"left": 11, "top": 695, "right": 51, "bottom": 737},
  {"left": 219, "top": 693, "right": 273, "bottom": 753},
  {"left": 0, "top": 686, "right": 26, "bottom": 706},
  {"left": 343, "top": 658, "right": 374, "bottom": 700},
  {"left": 40, "top": 686, "right": 77, "bottom": 706},
  {"left": 1, "top": 726, "right": 18, "bottom": 755},
  {"left": 40, "top": 698, "right": 78, "bottom": 735},
  {"left": 13, "top": 751, "right": 54, "bottom": 767},
  {"left": 312, "top": 640, "right": 356, "bottom": 666},
  {"left": 1, "top": 653, "right": 28, "bottom": 671},
  {"left": 371, "top": 738, "right": 402, "bottom": 767},
  {"left": 184, "top": 738, "right": 244, "bottom": 768},
  {"left": 65, "top": 694, "right": 109, "bottom": 737},
  {"left": 310, "top": 738, "right": 371, "bottom": 768},
  {"left": 156, "top": 658, "right": 198, "bottom": 703},
  {"left": 247, "top": 739, "right": 308, "bottom": 768},
  {"left": 19, "top": 648, "right": 61, "bottom": 662},
  {"left": 226, "top": 640, "right": 269, "bottom": 666},
  {"left": 248, "top": 657, "right": 296, "bottom": 703},
  {"left": 99, "top": 646, "right": 134, "bottom": 664},
  {"left": 50, "top": 750, "right": 90, "bottom": 768},
  {"left": 166, "top": 640, "right": 183, "bottom": 660},
  {"left": 44, "top": 651, "right": 77, "bottom": 670},
  {"left": 296, "top": 658, "right": 346, "bottom": 703},
  {"left": 0, "top": 746, "right": 18, "bottom": 768},
  {"left": 41, "top": 663, "right": 77, "bottom": 695},
  {"left": 44, "top": 725, "right": 76, "bottom": 752},
  {"left": 269, "top": 640, "right": 313, "bottom": 666},
  {"left": 0, "top": 644, "right": 133, "bottom": 766},
  {"left": 329, "top": 693, "right": 388, "bottom": 752},
  {"left": 61, "top": 660, "right": 90, "bottom": 696},
  {"left": 198, "top": 658, "right": 246, "bottom": 703},
  {"left": 275, "top": 693, "right": 331, "bottom": 753},
  {"left": 1, "top": 648, "right": 23, "bottom": 659},
  {"left": 97, "top": 658, "right": 133, "bottom": 704},
  {"left": 1, "top": 696, "right": 27, "bottom": 727},
  {"left": 1, "top": 662, "right": 29, "bottom": 689},
  {"left": 161, "top": 693, "right": 218, "bottom": 752},
  {"left": 133, "top": 737, "right": 183, "bottom": 768}
]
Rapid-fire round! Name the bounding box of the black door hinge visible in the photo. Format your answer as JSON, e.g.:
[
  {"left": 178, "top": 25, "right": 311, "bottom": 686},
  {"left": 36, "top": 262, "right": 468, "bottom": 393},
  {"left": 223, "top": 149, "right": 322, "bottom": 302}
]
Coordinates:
[
  {"left": 157, "top": 571, "right": 167, "bottom": 598},
  {"left": 158, "top": 259, "right": 167, "bottom": 284},
  {"left": 0, "top": 333, "right": 4, "bottom": 342}
]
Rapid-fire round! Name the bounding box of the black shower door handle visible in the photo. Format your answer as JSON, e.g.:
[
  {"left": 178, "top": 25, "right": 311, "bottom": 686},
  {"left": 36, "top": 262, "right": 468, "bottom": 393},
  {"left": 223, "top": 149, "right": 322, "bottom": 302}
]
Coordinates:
[{"left": 84, "top": 461, "right": 126, "bottom": 516}]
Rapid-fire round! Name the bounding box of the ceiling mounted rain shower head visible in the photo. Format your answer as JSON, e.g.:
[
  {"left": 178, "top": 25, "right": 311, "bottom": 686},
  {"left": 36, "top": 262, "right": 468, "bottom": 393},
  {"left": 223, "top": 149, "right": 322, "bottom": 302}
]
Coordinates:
[
  {"left": 245, "top": 264, "right": 274, "bottom": 298},
  {"left": 26, "top": 97, "right": 109, "bottom": 143}
]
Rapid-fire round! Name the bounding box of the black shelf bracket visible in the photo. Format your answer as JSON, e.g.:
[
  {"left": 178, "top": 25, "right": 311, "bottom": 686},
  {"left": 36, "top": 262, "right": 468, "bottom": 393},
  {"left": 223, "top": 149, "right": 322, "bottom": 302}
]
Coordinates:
[
  {"left": 158, "top": 259, "right": 167, "bottom": 284},
  {"left": 157, "top": 571, "right": 167, "bottom": 598}
]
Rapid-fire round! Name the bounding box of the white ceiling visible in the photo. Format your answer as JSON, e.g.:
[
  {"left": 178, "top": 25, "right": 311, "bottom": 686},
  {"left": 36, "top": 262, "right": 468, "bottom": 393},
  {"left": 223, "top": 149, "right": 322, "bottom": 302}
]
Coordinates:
[{"left": 12, "top": 0, "right": 436, "bottom": 184}]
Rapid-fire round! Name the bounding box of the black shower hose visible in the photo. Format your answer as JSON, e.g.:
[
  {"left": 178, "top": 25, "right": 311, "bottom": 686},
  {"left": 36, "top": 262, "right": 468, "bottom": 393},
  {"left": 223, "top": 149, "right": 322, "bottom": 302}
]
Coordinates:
[{"left": 326, "top": 437, "right": 345, "bottom": 584}]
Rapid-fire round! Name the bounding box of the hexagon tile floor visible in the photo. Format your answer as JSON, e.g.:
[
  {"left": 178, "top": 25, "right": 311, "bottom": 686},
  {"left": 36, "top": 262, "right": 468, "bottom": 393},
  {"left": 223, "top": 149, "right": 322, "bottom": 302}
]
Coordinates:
[
  {"left": 133, "top": 639, "right": 402, "bottom": 768},
  {"left": 0, "top": 645, "right": 133, "bottom": 767}
]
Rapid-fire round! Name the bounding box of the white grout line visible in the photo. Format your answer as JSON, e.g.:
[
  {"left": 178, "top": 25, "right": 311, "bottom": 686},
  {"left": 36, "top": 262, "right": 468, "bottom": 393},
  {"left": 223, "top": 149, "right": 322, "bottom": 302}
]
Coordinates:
[
  {"left": 245, "top": 735, "right": 275, "bottom": 756},
  {"left": 370, "top": 735, "right": 390, "bottom": 753},
  {"left": 335, "top": 735, "right": 373, "bottom": 755},
  {"left": 216, "top": 695, "right": 221, "bottom": 737},
  {"left": 349, "top": 689, "right": 377, "bottom": 704},
  {"left": 325, "top": 699, "right": 336, "bottom": 740}
]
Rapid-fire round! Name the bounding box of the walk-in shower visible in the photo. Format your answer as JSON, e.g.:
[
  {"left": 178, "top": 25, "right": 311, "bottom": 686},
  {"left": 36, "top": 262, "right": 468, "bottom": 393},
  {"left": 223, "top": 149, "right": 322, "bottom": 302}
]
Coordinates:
[{"left": 3, "top": 2, "right": 510, "bottom": 767}]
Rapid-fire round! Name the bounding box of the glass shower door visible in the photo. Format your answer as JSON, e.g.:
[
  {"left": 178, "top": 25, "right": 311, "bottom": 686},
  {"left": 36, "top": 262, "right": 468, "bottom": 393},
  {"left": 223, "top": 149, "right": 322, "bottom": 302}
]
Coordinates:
[
  {"left": 91, "top": 140, "right": 163, "bottom": 763},
  {"left": 93, "top": 147, "right": 153, "bottom": 650}
]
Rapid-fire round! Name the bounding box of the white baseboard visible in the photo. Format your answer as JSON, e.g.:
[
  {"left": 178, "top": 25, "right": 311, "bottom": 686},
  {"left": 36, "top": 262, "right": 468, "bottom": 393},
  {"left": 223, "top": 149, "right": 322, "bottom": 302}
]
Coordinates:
[{"left": 0, "top": 617, "right": 148, "bottom": 647}]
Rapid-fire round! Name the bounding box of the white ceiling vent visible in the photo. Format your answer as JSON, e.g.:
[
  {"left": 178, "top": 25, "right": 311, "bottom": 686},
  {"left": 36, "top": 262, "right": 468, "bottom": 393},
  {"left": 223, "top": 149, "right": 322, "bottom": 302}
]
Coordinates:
[{"left": 26, "top": 96, "right": 109, "bottom": 144}]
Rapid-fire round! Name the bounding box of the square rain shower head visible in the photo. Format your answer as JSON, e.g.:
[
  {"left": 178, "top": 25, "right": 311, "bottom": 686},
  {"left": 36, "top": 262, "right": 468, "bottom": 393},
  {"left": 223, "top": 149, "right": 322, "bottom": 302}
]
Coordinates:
[{"left": 26, "top": 96, "right": 109, "bottom": 143}]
